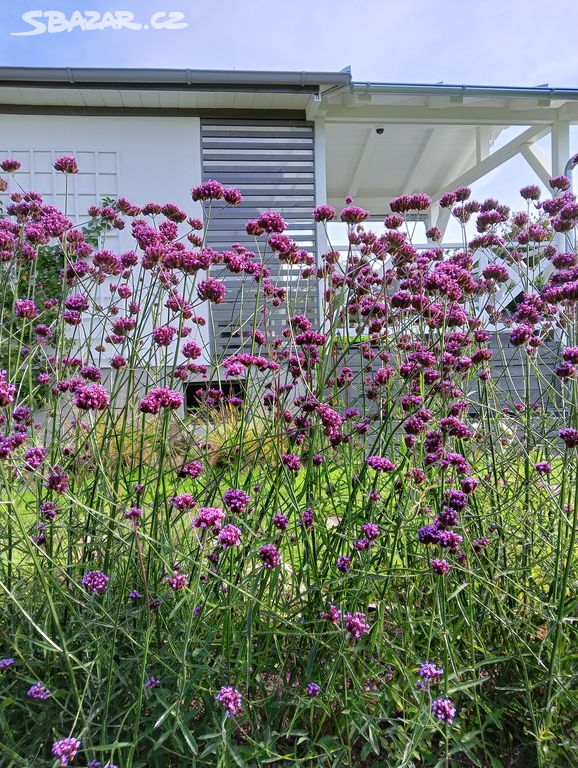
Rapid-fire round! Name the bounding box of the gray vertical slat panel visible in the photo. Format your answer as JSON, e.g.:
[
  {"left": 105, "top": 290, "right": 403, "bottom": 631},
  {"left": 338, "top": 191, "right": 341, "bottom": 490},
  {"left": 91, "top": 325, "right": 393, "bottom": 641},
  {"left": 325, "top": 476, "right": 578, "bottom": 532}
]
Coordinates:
[
  {"left": 200, "top": 118, "right": 317, "bottom": 358},
  {"left": 485, "top": 330, "right": 561, "bottom": 406}
]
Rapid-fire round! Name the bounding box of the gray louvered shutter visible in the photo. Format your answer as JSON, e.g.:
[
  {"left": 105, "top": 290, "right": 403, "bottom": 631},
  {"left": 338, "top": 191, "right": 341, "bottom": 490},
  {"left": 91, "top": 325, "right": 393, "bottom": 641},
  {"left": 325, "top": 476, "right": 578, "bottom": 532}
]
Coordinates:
[{"left": 200, "top": 118, "right": 318, "bottom": 358}]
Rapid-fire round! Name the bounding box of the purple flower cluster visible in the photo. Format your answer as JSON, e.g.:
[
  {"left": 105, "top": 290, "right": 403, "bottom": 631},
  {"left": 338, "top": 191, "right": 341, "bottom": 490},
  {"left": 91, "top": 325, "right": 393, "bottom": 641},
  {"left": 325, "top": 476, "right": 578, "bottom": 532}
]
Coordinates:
[
  {"left": 26, "top": 681, "right": 50, "bottom": 699},
  {"left": 216, "top": 685, "right": 242, "bottom": 717},
  {"left": 72, "top": 383, "right": 110, "bottom": 411},
  {"left": 223, "top": 488, "right": 251, "bottom": 513},
  {"left": 343, "top": 611, "right": 370, "bottom": 642},
  {"left": 258, "top": 543, "right": 280, "bottom": 569},
  {"left": 218, "top": 524, "right": 241, "bottom": 548},
  {"left": 197, "top": 278, "right": 226, "bottom": 304},
  {"left": 51, "top": 737, "right": 81, "bottom": 766},
  {"left": 431, "top": 697, "right": 456, "bottom": 724},
  {"left": 366, "top": 455, "right": 396, "bottom": 472},
  {"left": 193, "top": 507, "right": 226, "bottom": 529},
  {"left": 81, "top": 570, "right": 109, "bottom": 594},
  {"left": 165, "top": 569, "right": 188, "bottom": 591},
  {"left": 139, "top": 387, "right": 183, "bottom": 414}
]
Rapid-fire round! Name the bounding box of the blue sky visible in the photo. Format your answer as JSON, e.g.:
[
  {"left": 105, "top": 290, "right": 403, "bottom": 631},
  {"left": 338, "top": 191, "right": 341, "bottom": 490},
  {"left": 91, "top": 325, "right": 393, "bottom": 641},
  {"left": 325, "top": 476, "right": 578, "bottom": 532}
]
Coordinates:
[
  {"left": 3, "top": 0, "right": 578, "bottom": 231},
  {"left": 2, "top": 0, "right": 578, "bottom": 88}
]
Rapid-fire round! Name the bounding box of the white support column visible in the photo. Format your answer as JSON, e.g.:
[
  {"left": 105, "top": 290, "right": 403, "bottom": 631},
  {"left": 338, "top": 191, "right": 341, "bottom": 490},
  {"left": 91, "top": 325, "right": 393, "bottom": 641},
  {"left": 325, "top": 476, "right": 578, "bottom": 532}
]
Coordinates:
[
  {"left": 551, "top": 120, "right": 571, "bottom": 256},
  {"left": 551, "top": 120, "right": 570, "bottom": 177},
  {"left": 476, "top": 126, "right": 491, "bottom": 163},
  {"left": 314, "top": 118, "right": 329, "bottom": 330},
  {"left": 434, "top": 206, "right": 451, "bottom": 239}
]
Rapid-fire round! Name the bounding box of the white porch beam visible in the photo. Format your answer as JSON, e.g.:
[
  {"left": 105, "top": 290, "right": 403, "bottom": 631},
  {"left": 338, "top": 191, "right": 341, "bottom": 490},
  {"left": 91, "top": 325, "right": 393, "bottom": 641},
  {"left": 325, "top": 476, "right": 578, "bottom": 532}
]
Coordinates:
[
  {"left": 401, "top": 128, "right": 434, "bottom": 193},
  {"left": 324, "top": 104, "right": 578, "bottom": 126},
  {"left": 431, "top": 124, "right": 550, "bottom": 201},
  {"left": 521, "top": 143, "right": 552, "bottom": 187},
  {"left": 348, "top": 127, "right": 377, "bottom": 198},
  {"left": 551, "top": 120, "right": 570, "bottom": 176}
]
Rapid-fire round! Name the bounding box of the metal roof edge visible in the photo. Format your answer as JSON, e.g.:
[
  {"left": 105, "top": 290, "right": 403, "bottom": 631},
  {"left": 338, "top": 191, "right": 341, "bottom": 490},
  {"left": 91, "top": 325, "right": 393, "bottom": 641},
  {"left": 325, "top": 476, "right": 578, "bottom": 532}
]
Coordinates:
[
  {"left": 351, "top": 81, "right": 578, "bottom": 100},
  {"left": 0, "top": 67, "right": 352, "bottom": 91}
]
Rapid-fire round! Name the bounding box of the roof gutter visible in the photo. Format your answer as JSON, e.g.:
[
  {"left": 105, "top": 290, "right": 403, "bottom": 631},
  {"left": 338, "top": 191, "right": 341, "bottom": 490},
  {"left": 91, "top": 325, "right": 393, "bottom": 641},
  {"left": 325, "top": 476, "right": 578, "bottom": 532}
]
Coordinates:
[
  {"left": 352, "top": 81, "right": 578, "bottom": 100},
  {"left": 0, "top": 67, "right": 352, "bottom": 93}
]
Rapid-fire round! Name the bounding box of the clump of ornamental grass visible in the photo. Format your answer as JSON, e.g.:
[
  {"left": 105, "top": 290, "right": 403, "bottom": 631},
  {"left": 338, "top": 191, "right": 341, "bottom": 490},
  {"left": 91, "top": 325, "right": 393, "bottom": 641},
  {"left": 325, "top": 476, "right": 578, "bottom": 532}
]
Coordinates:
[
  {"left": 0, "top": 159, "right": 577, "bottom": 767},
  {"left": 190, "top": 402, "right": 288, "bottom": 471}
]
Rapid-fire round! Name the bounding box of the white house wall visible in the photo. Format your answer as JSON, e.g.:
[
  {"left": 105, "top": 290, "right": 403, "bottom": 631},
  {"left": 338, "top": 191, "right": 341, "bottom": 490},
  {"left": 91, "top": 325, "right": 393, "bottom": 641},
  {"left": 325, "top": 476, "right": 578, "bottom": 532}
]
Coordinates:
[{"left": 0, "top": 114, "right": 212, "bottom": 367}]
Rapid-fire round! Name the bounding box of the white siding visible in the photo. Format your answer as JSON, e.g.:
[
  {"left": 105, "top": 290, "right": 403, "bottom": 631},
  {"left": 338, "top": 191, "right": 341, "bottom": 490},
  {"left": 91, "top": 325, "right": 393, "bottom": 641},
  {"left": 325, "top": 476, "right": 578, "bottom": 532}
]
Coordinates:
[{"left": 0, "top": 114, "right": 212, "bottom": 365}]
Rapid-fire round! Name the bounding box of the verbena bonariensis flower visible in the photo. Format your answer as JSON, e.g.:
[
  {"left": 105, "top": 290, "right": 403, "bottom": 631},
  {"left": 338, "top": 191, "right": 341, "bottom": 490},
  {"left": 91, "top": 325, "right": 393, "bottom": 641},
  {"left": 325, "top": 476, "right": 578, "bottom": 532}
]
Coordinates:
[
  {"left": 0, "top": 371, "right": 16, "bottom": 407},
  {"left": 170, "top": 493, "right": 196, "bottom": 510},
  {"left": 81, "top": 570, "right": 110, "bottom": 594},
  {"left": 549, "top": 175, "right": 571, "bottom": 191},
  {"left": 432, "top": 697, "right": 456, "bottom": 724},
  {"left": 299, "top": 508, "right": 314, "bottom": 530},
  {"left": 0, "top": 159, "right": 20, "bottom": 173},
  {"left": 197, "top": 278, "right": 226, "bottom": 304},
  {"left": 322, "top": 604, "right": 342, "bottom": 623},
  {"left": 191, "top": 179, "right": 224, "bottom": 201},
  {"left": 306, "top": 682, "right": 321, "bottom": 697},
  {"left": 26, "top": 681, "right": 50, "bottom": 699},
  {"left": 534, "top": 461, "right": 553, "bottom": 474},
  {"left": 152, "top": 326, "right": 177, "bottom": 346},
  {"left": 80, "top": 365, "right": 102, "bottom": 382},
  {"left": 313, "top": 204, "right": 335, "bottom": 222},
  {"left": 40, "top": 501, "right": 57, "bottom": 520},
  {"left": 218, "top": 524, "right": 241, "bottom": 548},
  {"left": 366, "top": 455, "right": 396, "bottom": 472},
  {"left": 417, "top": 662, "right": 444, "bottom": 688},
  {"left": 145, "top": 676, "right": 160, "bottom": 689},
  {"left": 177, "top": 460, "right": 203, "bottom": 479},
  {"left": 125, "top": 507, "right": 143, "bottom": 523},
  {"left": 281, "top": 453, "right": 301, "bottom": 473},
  {"left": 0, "top": 657, "right": 14, "bottom": 670},
  {"left": 223, "top": 488, "right": 251, "bottom": 513},
  {"left": 223, "top": 187, "right": 243, "bottom": 206},
  {"left": 431, "top": 558, "right": 450, "bottom": 575},
  {"left": 362, "top": 522, "right": 380, "bottom": 540},
  {"left": 73, "top": 384, "right": 110, "bottom": 411},
  {"left": 23, "top": 446, "right": 47, "bottom": 471},
  {"left": 139, "top": 387, "right": 183, "bottom": 414},
  {"left": 560, "top": 428, "right": 578, "bottom": 448},
  {"left": 46, "top": 466, "right": 69, "bottom": 494},
  {"left": 472, "top": 537, "right": 490, "bottom": 553},
  {"left": 336, "top": 555, "right": 351, "bottom": 573},
  {"left": 344, "top": 612, "right": 370, "bottom": 642},
  {"left": 182, "top": 340, "right": 202, "bottom": 359},
  {"left": 14, "top": 298, "right": 39, "bottom": 319},
  {"left": 193, "top": 507, "right": 226, "bottom": 529},
  {"left": 51, "top": 737, "right": 81, "bottom": 766},
  {"left": 165, "top": 570, "right": 188, "bottom": 590},
  {"left": 87, "top": 762, "right": 118, "bottom": 768},
  {"left": 272, "top": 511, "right": 289, "bottom": 530},
  {"left": 258, "top": 543, "right": 280, "bottom": 569},
  {"left": 54, "top": 155, "right": 79, "bottom": 174},
  {"left": 216, "top": 685, "right": 242, "bottom": 717},
  {"left": 520, "top": 184, "right": 541, "bottom": 201},
  {"left": 340, "top": 203, "right": 369, "bottom": 224}
]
